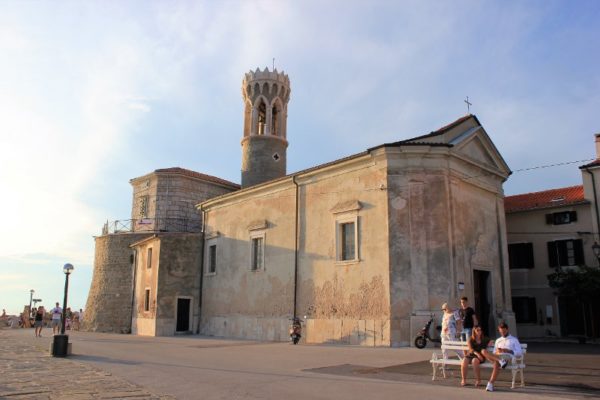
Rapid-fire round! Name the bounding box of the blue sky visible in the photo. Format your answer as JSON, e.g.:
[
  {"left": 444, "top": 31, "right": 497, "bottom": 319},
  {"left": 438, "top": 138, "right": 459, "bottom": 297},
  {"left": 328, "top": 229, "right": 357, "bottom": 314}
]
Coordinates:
[{"left": 1, "top": 0, "right": 599, "bottom": 315}]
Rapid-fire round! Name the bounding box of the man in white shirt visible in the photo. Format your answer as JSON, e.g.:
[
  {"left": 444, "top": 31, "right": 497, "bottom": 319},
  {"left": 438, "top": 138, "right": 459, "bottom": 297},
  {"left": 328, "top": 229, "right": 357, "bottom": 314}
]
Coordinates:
[
  {"left": 50, "top": 302, "right": 62, "bottom": 335},
  {"left": 484, "top": 322, "right": 523, "bottom": 392}
]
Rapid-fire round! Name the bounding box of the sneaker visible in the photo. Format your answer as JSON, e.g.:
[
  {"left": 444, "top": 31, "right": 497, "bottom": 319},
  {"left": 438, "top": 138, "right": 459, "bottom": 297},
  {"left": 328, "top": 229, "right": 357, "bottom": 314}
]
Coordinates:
[
  {"left": 499, "top": 359, "right": 508, "bottom": 369},
  {"left": 486, "top": 382, "right": 494, "bottom": 392}
]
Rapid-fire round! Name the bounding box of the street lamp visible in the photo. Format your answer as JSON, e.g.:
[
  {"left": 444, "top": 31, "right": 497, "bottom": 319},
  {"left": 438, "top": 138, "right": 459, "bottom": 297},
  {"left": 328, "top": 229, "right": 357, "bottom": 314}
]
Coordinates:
[
  {"left": 52, "top": 263, "right": 74, "bottom": 357},
  {"left": 29, "top": 289, "right": 34, "bottom": 317},
  {"left": 592, "top": 242, "right": 600, "bottom": 266}
]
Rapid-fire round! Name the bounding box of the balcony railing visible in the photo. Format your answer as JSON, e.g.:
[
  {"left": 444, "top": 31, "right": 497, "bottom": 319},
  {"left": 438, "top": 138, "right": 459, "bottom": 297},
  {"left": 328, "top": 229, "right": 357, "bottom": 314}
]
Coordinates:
[{"left": 101, "top": 218, "right": 202, "bottom": 235}]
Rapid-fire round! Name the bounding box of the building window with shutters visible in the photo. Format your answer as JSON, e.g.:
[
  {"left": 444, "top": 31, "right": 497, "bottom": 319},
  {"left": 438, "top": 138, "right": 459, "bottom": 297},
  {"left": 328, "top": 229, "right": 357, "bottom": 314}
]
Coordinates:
[
  {"left": 512, "top": 296, "right": 537, "bottom": 323},
  {"left": 547, "top": 239, "right": 584, "bottom": 267},
  {"left": 508, "top": 243, "right": 535, "bottom": 269},
  {"left": 545, "top": 211, "right": 577, "bottom": 225}
]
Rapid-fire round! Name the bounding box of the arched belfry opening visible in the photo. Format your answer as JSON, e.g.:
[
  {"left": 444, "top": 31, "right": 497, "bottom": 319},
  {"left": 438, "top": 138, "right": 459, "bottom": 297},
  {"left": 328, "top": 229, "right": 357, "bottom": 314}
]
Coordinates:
[{"left": 241, "top": 67, "right": 291, "bottom": 188}]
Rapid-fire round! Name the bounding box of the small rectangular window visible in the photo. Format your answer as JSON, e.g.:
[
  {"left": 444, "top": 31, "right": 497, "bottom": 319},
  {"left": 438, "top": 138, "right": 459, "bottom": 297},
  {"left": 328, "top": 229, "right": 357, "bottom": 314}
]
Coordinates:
[
  {"left": 341, "top": 222, "right": 356, "bottom": 261},
  {"left": 147, "top": 248, "right": 152, "bottom": 269},
  {"left": 251, "top": 237, "right": 264, "bottom": 271},
  {"left": 512, "top": 296, "right": 537, "bottom": 323},
  {"left": 208, "top": 245, "right": 217, "bottom": 274},
  {"left": 545, "top": 211, "right": 577, "bottom": 225},
  {"left": 144, "top": 289, "right": 150, "bottom": 312},
  {"left": 508, "top": 243, "right": 535, "bottom": 269}
]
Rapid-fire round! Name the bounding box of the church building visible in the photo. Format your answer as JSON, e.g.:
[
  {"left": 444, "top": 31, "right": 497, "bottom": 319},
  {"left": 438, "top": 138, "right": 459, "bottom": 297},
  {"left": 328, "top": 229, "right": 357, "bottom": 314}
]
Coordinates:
[{"left": 84, "top": 68, "right": 515, "bottom": 346}]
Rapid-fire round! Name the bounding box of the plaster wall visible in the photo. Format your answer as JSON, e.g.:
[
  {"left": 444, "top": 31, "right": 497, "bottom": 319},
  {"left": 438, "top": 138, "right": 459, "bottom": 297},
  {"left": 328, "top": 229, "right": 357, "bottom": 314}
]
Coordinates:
[
  {"left": 201, "top": 154, "right": 392, "bottom": 345},
  {"left": 132, "top": 237, "right": 160, "bottom": 336},
  {"left": 385, "top": 148, "right": 509, "bottom": 346}
]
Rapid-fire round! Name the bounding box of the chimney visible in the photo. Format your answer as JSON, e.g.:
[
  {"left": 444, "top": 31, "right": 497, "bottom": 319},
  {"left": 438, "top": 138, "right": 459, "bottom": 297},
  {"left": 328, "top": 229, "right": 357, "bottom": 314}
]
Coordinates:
[{"left": 596, "top": 133, "right": 600, "bottom": 159}]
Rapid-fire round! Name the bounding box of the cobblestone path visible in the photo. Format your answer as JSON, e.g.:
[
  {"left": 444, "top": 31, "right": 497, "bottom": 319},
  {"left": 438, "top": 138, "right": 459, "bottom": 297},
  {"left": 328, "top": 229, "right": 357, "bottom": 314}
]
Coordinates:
[{"left": 0, "top": 331, "right": 174, "bottom": 399}]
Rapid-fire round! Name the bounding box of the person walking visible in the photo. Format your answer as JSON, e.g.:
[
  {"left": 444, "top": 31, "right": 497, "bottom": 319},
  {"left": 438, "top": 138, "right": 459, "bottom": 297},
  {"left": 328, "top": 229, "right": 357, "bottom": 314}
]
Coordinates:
[
  {"left": 441, "top": 303, "right": 458, "bottom": 341},
  {"left": 483, "top": 322, "right": 523, "bottom": 392},
  {"left": 50, "top": 302, "right": 62, "bottom": 335},
  {"left": 459, "top": 297, "right": 478, "bottom": 341},
  {"left": 34, "top": 306, "right": 45, "bottom": 337}
]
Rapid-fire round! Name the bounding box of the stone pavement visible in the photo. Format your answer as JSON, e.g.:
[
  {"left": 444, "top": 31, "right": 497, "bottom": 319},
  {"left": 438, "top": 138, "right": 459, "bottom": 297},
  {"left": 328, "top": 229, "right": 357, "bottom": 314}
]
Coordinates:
[
  {"left": 0, "top": 330, "right": 173, "bottom": 399},
  {"left": 2, "top": 328, "right": 599, "bottom": 400}
]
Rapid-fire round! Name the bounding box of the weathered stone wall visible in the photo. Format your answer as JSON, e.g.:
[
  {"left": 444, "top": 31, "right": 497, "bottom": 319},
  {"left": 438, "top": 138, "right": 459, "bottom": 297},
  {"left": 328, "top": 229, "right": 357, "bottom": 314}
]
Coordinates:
[
  {"left": 83, "top": 233, "right": 151, "bottom": 333},
  {"left": 241, "top": 136, "right": 288, "bottom": 187}
]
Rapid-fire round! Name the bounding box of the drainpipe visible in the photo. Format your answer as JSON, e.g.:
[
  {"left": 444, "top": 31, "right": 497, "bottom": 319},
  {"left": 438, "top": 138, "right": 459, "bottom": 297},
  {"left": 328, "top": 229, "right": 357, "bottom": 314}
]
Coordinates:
[
  {"left": 197, "top": 205, "right": 206, "bottom": 334},
  {"left": 129, "top": 249, "right": 138, "bottom": 334},
  {"left": 292, "top": 175, "right": 300, "bottom": 319}
]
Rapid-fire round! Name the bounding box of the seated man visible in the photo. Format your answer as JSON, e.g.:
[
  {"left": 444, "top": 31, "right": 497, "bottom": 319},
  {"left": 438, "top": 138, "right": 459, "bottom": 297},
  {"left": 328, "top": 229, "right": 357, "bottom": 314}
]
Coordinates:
[{"left": 483, "top": 322, "right": 523, "bottom": 392}]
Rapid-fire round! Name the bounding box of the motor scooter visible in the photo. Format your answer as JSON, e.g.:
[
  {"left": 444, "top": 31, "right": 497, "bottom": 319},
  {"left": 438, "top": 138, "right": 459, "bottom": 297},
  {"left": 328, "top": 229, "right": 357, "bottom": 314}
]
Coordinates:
[
  {"left": 414, "top": 314, "right": 442, "bottom": 349},
  {"left": 289, "top": 317, "right": 302, "bottom": 345}
]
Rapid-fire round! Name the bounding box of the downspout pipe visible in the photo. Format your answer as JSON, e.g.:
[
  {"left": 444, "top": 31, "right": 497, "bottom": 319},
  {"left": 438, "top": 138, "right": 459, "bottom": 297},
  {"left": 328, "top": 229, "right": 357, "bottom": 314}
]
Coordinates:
[
  {"left": 129, "top": 249, "right": 138, "bottom": 334},
  {"left": 197, "top": 205, "right": 206, "bottom": 334},
  {"left": 292, "top": 175, "right": 300, "bottom": 319}
]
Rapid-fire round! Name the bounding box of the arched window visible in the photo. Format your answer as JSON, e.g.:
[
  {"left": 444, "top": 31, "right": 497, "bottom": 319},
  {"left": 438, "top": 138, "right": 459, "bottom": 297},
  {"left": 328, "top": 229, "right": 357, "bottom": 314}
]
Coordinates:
[{"left": 257, "top": 100, "right": 266, "bottom": 135}]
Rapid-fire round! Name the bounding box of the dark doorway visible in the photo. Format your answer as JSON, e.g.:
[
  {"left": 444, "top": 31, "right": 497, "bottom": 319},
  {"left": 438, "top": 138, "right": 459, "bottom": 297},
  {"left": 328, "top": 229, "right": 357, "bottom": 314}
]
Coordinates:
[
  {"left": 176, "top": 298, "right": 191, "bottom": 332},
  {"left": 473, "top": 270, "right": 491, "bottom": 336}
]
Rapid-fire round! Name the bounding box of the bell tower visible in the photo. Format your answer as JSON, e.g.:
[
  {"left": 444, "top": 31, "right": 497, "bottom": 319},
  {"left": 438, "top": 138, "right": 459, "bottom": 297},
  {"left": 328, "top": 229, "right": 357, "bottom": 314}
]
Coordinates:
[{"left": 241, "top": 67, "right": 291, "bottom": 188}]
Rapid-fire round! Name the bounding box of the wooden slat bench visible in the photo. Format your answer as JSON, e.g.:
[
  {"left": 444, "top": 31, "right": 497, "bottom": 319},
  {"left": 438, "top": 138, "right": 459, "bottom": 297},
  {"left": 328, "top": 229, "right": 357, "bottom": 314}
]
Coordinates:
[{"left": 430, "top": 340, "right": 527, "bottom": 389}]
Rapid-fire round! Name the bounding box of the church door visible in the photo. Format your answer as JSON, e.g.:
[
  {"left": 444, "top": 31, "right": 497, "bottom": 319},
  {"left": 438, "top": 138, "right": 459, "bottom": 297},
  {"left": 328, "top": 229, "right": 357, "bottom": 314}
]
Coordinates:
[
  {"left": 176, "top": 298, "right": 191, "bottom": 332},
  {"left": 473, "top": 270, "right": 491, "bottom": 336}
]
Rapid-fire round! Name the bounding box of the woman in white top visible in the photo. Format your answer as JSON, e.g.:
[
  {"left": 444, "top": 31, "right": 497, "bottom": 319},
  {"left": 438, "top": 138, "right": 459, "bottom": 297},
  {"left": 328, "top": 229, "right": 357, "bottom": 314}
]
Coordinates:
[{"left": 441, "top": 303, "right": 458, "bottom": 341}]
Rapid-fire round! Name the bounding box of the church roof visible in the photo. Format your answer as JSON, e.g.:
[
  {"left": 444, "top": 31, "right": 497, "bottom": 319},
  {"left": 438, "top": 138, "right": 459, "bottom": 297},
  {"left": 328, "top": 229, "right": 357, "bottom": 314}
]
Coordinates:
[
  {"left": 504, "top": 185, "right": 587, "bottom": 213},
  {"left": 153, "top": 167, "right": 240, "bottom": 189},
  {"left": 369, "top": 114, "right": 481, "bottom": 150}
]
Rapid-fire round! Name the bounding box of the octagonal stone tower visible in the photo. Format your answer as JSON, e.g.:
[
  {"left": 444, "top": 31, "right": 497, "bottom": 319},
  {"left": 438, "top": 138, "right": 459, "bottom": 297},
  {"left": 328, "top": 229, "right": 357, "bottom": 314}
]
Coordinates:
[{"left": 241, "top": 67, "right": 291, "bottom": 188}]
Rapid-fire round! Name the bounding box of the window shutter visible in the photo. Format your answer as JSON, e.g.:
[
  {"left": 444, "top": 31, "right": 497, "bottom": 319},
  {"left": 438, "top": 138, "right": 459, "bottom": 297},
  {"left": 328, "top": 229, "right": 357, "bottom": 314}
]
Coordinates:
[
  {"left": 574, "top": 239, "right": 584, "bottom": 265},
  {"left": 547, "top": 241, "right": 558, "bottom": 268},
  {"left": 545, "top": 214, "right": 554, "bottom": 224},
  {"left": 525, "top": 242, "right": 535, "bottom": 268},
  {"left": 570, "top": 211, "right": 578, "bottom": 222},
  {"left": 528, "top": 298, "right": 537, "bottom": 323}
]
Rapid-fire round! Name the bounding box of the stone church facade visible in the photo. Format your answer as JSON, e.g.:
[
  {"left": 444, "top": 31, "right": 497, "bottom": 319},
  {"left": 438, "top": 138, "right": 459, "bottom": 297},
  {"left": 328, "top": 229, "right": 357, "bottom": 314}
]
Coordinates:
[{"left": 84, "top": 68, "right": 515, "bottom": 345}]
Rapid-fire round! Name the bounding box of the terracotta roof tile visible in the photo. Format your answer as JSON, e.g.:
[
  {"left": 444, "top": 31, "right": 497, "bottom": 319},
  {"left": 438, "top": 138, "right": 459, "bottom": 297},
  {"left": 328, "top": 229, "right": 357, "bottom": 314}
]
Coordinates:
[
  {"left": 504, "top": 185, "right": 586, "bottom": 213},
  {"left": 154, "top": 167, "right": 240, "bottom": 189}
]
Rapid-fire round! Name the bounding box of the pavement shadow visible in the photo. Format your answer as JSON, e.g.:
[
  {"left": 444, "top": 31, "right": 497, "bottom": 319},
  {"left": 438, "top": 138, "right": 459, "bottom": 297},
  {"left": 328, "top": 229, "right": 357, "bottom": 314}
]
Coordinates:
[{"left": 71, "top": 354, "right": 140, "bottom": 366}]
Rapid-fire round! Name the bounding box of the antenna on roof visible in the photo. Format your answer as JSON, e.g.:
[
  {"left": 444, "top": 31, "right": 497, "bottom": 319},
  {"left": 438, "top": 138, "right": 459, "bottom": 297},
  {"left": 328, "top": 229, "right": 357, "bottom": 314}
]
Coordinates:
[{"left": 464, "top": 96, "right": 472, "bottom": 114}]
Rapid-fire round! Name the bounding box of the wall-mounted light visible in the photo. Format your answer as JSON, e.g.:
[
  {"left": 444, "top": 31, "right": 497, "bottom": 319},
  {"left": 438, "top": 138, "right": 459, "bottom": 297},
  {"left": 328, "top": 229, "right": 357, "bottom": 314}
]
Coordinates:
[{"left": 457, "top": 282, "right": 465, "bottom": 291}]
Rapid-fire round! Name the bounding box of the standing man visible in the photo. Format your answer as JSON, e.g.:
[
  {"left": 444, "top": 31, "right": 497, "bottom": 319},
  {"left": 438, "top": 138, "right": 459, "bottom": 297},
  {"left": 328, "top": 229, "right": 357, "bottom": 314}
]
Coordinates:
[
  {"left": 483, "top": 322, "right": 523, "bottom": 392},
  {"left": 459, "top": 297, "right": 478, "bottom": 341},
  {"left": 50, "top": 302, "right": 62, "bottom": 335}
]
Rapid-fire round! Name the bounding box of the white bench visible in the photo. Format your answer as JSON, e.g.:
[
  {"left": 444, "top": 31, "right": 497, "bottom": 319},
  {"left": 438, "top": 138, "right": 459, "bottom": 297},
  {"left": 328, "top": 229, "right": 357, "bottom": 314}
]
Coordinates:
[{"left": 430, "top": 340, "right": 527, "bottom": 389}]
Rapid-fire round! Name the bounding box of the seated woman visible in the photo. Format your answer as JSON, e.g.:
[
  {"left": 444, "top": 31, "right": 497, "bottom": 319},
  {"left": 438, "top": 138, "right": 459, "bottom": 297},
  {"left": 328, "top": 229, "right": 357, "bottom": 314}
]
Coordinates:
[{"left": 460, "top": 326, "right": 489, "bottom": 387}]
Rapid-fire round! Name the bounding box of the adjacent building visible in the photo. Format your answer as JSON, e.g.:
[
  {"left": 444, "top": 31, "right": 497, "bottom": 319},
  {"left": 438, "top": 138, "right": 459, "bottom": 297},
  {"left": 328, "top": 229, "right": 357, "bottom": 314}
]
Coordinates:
[{"left": 505, "top": 135, "right": 600, "bottom": 338}]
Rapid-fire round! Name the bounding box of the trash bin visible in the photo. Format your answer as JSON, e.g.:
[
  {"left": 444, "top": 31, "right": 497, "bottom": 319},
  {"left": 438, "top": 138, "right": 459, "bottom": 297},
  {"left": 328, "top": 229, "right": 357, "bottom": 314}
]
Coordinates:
[{"left": 52, "top": 334, "right": 69, "bottom": 357}]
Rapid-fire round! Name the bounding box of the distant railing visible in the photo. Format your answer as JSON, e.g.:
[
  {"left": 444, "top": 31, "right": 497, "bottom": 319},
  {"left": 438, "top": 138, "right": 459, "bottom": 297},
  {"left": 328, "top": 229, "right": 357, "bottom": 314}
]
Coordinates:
[{"left": 101, "top": 218, "right": 202, "bottom": 235}]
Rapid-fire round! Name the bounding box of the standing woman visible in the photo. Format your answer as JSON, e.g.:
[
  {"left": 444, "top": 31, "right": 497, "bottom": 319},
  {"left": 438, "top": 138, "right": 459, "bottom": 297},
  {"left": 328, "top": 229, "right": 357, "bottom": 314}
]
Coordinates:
[
  {"left": 460, "top": 325, "right": 489, "bottom": 387},
  {"left": 34, "top": 306, "right": 45, "bottom": 337},
  {"left": 441, "top": 303, "right": 457, "bottom": 341}
]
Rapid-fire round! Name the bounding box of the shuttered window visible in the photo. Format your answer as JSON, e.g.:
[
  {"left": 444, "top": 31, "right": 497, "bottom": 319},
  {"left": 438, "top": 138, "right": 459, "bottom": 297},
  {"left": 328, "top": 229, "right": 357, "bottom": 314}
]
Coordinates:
[
  {"left": 547, "top": 239, "right": 584, "bottom": 267},
  {"left": 508, "top": 243, "right": 535, "bottom": 269}
]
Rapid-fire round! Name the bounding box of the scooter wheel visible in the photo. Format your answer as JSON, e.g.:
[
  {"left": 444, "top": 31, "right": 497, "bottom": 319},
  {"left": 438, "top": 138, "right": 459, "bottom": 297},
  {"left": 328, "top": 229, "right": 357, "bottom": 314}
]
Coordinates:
[{"left": 414, "top": 336, "right": 427, "bottom": 349}]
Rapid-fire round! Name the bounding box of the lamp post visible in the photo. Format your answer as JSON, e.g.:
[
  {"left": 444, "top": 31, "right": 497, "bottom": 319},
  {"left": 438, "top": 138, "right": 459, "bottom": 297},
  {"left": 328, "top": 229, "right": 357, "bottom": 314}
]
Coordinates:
[
  {"left": 29, "top": 289, "right": 34, "bottom": 317},
  {"left": 592, "top": 242, "right": 600, "bottom": 266},
  {"left": 52, "top": 263, "right": 74, "bottom": 357}
]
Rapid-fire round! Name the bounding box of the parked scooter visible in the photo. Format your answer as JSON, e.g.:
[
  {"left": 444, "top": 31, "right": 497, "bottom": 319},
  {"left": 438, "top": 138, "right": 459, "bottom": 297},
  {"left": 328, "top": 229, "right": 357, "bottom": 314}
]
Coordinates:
[
  {"left": 414, "top": 314, "right": 442, "bottom": 349},
  {"left": 289, "top": 317, "right": 302, "bottom": 345}
]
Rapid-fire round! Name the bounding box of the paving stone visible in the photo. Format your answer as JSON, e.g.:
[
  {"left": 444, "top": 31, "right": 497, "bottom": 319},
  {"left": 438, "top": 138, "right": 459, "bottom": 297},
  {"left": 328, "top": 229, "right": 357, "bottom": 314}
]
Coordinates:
[{"left": 0, "top": 331, "right": 174, "bottom": 399}]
